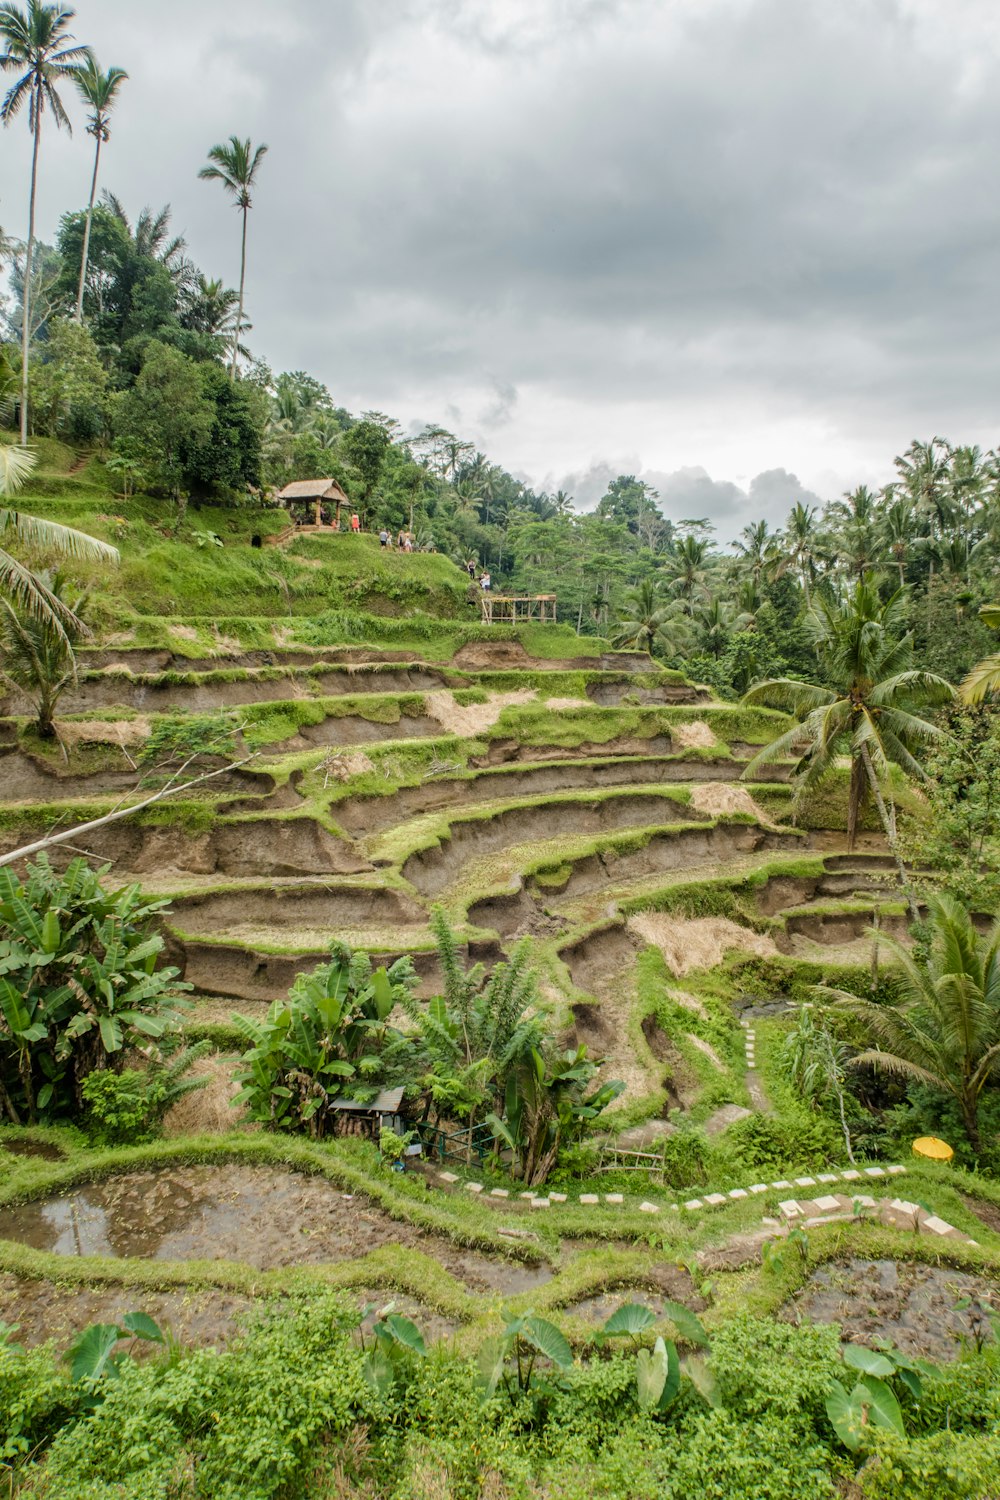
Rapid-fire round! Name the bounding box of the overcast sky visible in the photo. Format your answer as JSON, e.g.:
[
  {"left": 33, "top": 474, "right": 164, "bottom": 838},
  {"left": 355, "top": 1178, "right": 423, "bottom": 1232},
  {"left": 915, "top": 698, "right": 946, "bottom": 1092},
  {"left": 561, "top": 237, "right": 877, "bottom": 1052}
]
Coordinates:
[{"left": 3, "top": 0, "right": 1000, "bottom": 530}]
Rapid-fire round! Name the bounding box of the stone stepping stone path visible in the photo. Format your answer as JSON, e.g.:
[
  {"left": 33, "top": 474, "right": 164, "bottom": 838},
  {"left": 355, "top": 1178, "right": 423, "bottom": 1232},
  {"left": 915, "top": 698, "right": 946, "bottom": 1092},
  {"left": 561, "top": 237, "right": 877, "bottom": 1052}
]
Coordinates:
[{"left": 432, "top": 1163, "right": 980, "bottom": 1237}]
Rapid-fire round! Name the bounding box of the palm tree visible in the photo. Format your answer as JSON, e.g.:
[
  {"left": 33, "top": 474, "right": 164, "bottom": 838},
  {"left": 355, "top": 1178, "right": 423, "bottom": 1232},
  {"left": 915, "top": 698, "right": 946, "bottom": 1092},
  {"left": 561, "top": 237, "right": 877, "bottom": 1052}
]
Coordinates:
[
  {"left": 198, "top": 135, "right": 268, "bottom": 378},
  {"left": 0, "top": 568, "right": 85, "bottom": 736},
  {"left": 821, "top": 896, "right": 1000, "bottom": 1154},
  {"left": 782, "top": 501, "right": 821, "bottom": 602},
  {"left": 0, "top": 1, "right": 91, "bottom": 444},
  {"left": 960, "top": 604, "right": 1000, "bottom": 705},
  {"left": 879, "top": 495, "right": 915, "bottom": 589},
  {"left": 0, "top": 443, "right": 117, "bottom": 634},
  {"left": 694, "top": 594, "right": 736, "bottom": 658},
  {"left": 73, "top": 56, "right": 127, "bottom": 321},
  {"left": 612, "top": 578, "right": 692, "bottom": 657},
  {"left": 662, "top": 535, "right": 708, "bottom": 608},
  {"left": 733, "top": 519, "right": 779, "bottom": 587},
  {"left": 101, "top": 191, "right": 187, "bottom": 271},
  {"left": 742, "top": 580, "right": 953, "bottom": 912}
]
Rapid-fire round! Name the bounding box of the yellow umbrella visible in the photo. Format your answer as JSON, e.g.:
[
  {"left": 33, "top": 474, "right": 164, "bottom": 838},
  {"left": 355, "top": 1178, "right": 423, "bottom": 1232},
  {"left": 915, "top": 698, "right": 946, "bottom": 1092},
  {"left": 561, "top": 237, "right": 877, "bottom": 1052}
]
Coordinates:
[{"left": 912, "top": 1136, "right": 954, "bottom": 1162}]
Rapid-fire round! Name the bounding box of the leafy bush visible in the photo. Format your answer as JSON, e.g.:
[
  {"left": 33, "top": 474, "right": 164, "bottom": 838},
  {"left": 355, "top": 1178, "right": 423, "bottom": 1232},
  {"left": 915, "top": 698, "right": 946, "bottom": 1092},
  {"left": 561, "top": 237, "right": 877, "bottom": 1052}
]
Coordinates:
[
  {"left": 0, "top": 857, "right": 190, "bottom": 1124},
  {"left": 80, "top": 1043, "right": 210, "bottom": 1144}
]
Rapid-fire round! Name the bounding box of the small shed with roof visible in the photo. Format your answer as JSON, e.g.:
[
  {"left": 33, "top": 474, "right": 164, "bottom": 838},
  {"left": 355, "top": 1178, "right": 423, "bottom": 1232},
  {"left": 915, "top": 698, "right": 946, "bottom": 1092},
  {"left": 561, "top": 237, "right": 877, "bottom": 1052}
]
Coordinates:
[{"left": 275, "top": 477, "right": 350, "bottom": 529}]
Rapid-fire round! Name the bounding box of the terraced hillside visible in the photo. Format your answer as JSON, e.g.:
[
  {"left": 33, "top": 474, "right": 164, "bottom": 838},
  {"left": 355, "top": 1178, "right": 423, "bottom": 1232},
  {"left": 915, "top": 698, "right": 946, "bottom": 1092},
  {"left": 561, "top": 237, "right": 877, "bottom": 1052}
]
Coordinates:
[
  {"left": 1, "top": 527, "right": 998, "bottom": 1496},
  {"left": 0, "top": 599, "right": 935, "bottom": 1144}
]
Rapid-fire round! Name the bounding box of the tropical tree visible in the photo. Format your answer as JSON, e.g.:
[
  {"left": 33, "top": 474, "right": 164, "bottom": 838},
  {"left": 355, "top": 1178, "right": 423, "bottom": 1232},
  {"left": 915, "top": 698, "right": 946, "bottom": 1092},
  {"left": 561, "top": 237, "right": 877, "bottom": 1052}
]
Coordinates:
[
  {"left": 0, "top": 0, "right": 91, "bottom": 443},
  {"left": 878, "top": 496, "right": 915, "bottom": 590},
  {"left": 821, "top": 896, "right": 1000, "bottom": 1154},
  {"left": 742, "top": 580, "right": 954, "bottom": 911},
  {"left": 73, "top": 55, "right": 127, "bottom": 321},
  {"left": 733, "top": 519, "right": 779, "bottom": 588},
  {"left": 198, "top": 134, "right": 268, "bottom": 377},
  {"left": 662, "top": 535, "right": 708, "bottom": 608},
  {"left": 782, "top": 501, "right": 822, "bottom": 602},
  {"left": 0, "top": 568, "right": 86, "bottom": 736},
  {"left": 612, "top": 578, "right": 692, "bottom": 657},
  {"left": 960, "top": 604, "right": 1000, "bottom": 706},
  {"left": 0, "top": 442, "right": 117, "bottom": 633}
]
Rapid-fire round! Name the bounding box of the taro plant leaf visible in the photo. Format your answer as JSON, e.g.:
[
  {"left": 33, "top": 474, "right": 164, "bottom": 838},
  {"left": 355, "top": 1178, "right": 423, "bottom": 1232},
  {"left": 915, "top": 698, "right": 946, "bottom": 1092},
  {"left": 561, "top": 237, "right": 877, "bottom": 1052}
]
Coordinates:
[
  {"left": 857, "top": 1375, "right": 905, "bottom": 1437},
  {"left": 381, "top": 1313, "right": 426, "bottom": 1356},
  {"left": 843, "top": 1345, "right": 895, "bottom": 1380},
  {"left": 684, "top": 1353, "right": 721, "bottom": 1408},
  {"left": 663, "top": 1299, "right": 710, "bottom": 1348},
  {"left": 69, "top": 1323, "right": 123, "bottom": 1383},
  {"left": 636, "top": 1338, "right": 668, "bottom": 1411},
  {"left": 120, "top": 1311, "right": 164, "bottom": 1343},
  {"left": 361, "top": 1345, "right": 396, "bottom": 1399},
  {"left": 895, "top": 1366, "right": 923, "bottom": 1402},
  {"left": 476, "top": 1335, "right": 507, "bottom": 1401},
  {"left": 602, "top": 1302, "right": 657, "bottom": 1339},
  {"left": 826, "top": 1378, "right": 868, "bottom": 1452},
  {"left": 522, "top": 1315, "right": 573, "bottom": 1370},
  {"left": 657, "top": 1338, "right": 681, "bottom": 1412}
]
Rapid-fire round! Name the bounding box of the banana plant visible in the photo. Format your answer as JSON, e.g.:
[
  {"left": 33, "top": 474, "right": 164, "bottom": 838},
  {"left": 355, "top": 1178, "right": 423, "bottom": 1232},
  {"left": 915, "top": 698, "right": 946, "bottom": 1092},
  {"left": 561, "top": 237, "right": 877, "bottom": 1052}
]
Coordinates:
[
  {"left": 490, "top": 1045, "right": 625, "bottom": 1187},
  {"left": 0, "top": 857, "right": 190, "bottom": 1123},
  {"left": 232, "top": 946, "right": 418, "bottom": 1137}
]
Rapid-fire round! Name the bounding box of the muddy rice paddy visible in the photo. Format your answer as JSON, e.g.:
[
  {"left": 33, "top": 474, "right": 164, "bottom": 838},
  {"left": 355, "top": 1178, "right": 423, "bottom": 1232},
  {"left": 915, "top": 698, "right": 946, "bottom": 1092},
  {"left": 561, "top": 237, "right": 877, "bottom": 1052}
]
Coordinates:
[
  {"left": 784, "top": 1258, "right": 999, "bottom": 1362},
  {"left": 0, "top": 1164, "right": 551, "bottom": 1293}
]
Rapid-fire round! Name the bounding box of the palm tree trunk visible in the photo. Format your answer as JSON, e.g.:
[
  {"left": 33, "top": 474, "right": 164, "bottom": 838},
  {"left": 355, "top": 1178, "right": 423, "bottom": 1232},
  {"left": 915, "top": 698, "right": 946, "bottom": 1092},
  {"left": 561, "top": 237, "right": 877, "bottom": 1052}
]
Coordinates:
[
  {"left": 75, "top": 133, "right": 103, "bottom": 322},
  {"left": 231, "top": 204, "right": 248, "bottom": 379},
  {"left": 961, "top": 1097, "right": 983, "bottom": 1156},
  {"left": 20, "top": 101, "right": 43, "bottom": 446},
  {"left": 859, "top": 743, "right": 920, "bottom": 924}
]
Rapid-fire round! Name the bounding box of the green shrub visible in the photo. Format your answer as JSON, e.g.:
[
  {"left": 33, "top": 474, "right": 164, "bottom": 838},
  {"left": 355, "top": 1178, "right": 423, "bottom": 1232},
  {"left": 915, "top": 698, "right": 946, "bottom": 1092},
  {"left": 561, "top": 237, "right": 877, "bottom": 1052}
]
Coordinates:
[{"left": 80, "top": 1044, "right": 210, "bottom": 1144}]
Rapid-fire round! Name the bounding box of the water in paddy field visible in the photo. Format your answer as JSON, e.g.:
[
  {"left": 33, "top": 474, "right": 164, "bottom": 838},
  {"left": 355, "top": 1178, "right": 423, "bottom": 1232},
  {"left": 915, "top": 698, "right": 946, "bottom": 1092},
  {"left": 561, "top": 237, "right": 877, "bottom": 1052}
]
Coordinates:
[{"left": 0, "top": 1164, "right": 552, "bottom": 1291}]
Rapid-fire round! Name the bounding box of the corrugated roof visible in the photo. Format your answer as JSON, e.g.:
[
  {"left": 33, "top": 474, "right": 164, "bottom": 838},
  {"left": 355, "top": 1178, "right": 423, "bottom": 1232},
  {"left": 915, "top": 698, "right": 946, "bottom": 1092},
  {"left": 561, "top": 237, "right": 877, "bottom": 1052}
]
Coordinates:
[{"left": 276, "top": 478, "right": 349, "bottom": 501}]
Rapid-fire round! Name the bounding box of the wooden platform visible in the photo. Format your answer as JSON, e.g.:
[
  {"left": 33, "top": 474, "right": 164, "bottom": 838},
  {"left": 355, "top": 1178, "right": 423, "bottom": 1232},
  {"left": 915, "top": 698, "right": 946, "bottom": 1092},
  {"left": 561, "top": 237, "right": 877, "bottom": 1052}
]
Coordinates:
[{"left": 480, "top": 593, "right": 557, "bottom": 624}]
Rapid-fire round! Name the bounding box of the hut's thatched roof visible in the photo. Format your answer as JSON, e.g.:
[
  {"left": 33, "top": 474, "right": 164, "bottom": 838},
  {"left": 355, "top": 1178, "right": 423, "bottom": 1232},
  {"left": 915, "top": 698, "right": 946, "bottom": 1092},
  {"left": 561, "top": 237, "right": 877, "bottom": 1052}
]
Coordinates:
[{"left": 276, "top": 478, "right": 350, "bottom": 503}]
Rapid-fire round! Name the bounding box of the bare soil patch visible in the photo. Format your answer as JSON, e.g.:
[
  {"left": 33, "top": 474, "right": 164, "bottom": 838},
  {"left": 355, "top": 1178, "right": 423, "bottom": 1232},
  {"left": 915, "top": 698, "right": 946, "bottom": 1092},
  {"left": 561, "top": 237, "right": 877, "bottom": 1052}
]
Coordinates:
[
  {"left": 545, "top": 697, "right": 591, "bottom": 711},
  {"left": 0, "top": 1165, "right": 547, "bottom": 1291},
  {"left": 424, "top": 689, "right": 536, "bottom": 737},
  {"left": 626, "top": 913, "right": 778, "bottom": 976},
  {"left": 785, "top": 1258, "right": 999, "bottom": 1363}
]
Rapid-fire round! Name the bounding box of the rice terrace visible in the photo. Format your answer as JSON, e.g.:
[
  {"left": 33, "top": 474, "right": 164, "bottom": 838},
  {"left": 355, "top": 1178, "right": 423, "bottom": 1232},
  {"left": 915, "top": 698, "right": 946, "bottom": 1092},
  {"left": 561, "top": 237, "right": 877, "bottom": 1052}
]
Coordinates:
[{"left": 1, "top": 1, "right": 1000, "bottom": 1496}]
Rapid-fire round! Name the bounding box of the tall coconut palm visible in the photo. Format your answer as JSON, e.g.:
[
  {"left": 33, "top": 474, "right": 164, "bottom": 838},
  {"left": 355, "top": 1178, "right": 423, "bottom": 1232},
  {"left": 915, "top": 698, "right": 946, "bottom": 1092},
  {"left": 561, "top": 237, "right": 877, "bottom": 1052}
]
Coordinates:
[
  {"left": 612, "top": 578, "right": 692, "bottom": 658},
  {"left": 662, "top": 535, "right": 708, "bottom": 608},
  {"left": 742, "top": 580, "right": 953, "bottom": 913},
  {"left": 198, "top": 135, "right": 268, "bottom": 378},
  {"left": 0, "top": 1, "right": 91, "bottom": 444},
  {"left": 782, "top": 501, "right": 821, "bottom": 603},
  {"left": 73, "top": 56, "right": 126, "bottom": 322},
  {"left": 878, "top": 495, "right": 915, "bottom": 589},
  {"left": 820, "top": 896, "right": 1000, "bottom": 1155},
  {"left": 733, "top": 519, "right": 779, "bottom": 588},
  {"left": 0, "top": 444, "right": 117, "bottom": 635}
]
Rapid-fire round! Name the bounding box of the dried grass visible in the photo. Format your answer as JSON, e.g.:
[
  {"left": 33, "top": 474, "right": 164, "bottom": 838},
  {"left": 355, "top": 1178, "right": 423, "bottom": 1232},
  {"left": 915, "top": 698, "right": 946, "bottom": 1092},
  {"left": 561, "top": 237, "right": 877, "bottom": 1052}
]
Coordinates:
[
  {"left": 424, "top": 689, "right": 535, "bottom": 737},
  {"left": 689, "top": 782, "right": 777, "bottom": 826},
  {"left": 626, "top": 912, "right": 778, "bottom": 976},
  {"left": 161, "top": 1055, "right": 246, "bottom": 1136},
  {"left": 685, "top": 1033, "right": 725, "bottom": 1071},
  {"left": 56, "top": 716, "right": 150, "bottom": 750},
  {"left": 670, "top": 720, "right": 718, "bottom": 750}
]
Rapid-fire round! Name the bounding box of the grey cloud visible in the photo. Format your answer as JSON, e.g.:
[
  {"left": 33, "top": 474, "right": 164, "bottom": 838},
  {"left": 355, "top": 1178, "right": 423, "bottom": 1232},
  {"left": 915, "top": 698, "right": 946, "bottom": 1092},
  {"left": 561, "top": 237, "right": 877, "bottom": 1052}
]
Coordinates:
[{"left": 5, "top": 0, "right": 999, "bottom": 487}]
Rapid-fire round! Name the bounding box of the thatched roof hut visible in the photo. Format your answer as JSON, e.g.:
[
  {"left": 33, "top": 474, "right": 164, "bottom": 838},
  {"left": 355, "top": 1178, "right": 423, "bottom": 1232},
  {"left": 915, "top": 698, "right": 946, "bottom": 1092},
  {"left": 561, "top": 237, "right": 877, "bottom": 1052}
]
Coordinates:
[{"left": 275, "top": 478, "right": 350, "bottom": 527}]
